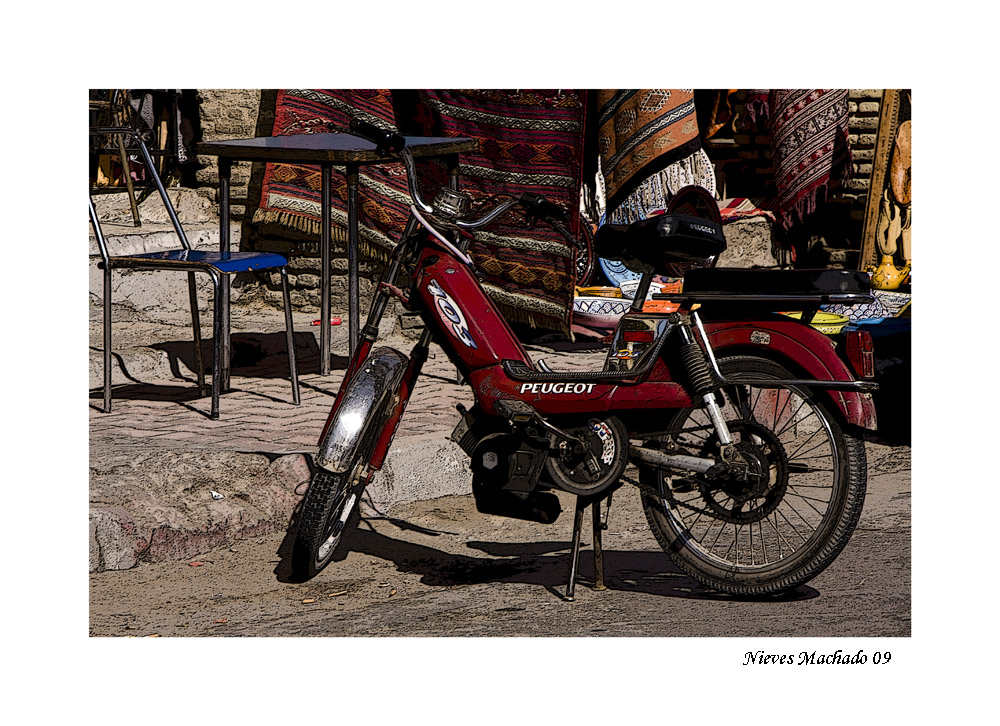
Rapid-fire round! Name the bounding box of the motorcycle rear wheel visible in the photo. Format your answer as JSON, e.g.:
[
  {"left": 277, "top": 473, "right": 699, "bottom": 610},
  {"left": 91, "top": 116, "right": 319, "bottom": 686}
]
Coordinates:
[{"left": 639, "top": 355, "right": 867, "bottom": 596}]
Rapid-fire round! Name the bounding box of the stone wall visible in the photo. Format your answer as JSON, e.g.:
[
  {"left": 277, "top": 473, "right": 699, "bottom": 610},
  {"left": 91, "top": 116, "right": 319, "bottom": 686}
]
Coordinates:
[{"left": 193, "top": 89, "right": 264, "bottom": 219}]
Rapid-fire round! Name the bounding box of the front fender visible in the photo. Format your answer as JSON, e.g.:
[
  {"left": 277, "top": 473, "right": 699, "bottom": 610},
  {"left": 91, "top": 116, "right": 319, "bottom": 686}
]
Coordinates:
[
  {"left": 316, "top": 347, "right": 409, "bottom": 473},
  {"left": 703, "top": 317, "right": 878, "bottom": 431}
]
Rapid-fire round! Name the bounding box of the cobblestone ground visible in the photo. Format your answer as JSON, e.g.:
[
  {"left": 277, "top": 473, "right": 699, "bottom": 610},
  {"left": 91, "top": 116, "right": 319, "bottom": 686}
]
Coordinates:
[{"left": 87, "top": 305, "right": 912, "bottom": 646}]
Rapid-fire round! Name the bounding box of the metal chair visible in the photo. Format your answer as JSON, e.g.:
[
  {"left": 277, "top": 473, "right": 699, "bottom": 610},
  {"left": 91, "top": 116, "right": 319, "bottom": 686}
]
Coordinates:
[{"left": 89, "top": 127, "right": 299, "bottom": 419}]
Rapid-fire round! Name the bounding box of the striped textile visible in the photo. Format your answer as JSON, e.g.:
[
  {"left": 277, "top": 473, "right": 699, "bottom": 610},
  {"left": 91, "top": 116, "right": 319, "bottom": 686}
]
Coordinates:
[
  {"left": 771, "top": 89, "right": 851, "bottom": 229},
  {"left": 718, "top": 198, "right": 776, "bottom": 223},
  {"left": 740, "top": 89, "right": 851, "bottom": 230},
  {"left": 596, "top": 90, "right": 704, "bottom": 214},
  {"left": 251, "top": 89, "right": 585, "bottom": 335}
]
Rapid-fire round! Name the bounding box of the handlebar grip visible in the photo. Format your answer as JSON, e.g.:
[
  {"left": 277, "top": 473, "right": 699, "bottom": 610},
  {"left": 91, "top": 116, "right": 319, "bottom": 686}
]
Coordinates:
[
  {"left": 519, "top": 193, "right": 568, "bottom": 222},
  {"left": 348, "top": 118, "right": 406, "bottom": 151}
]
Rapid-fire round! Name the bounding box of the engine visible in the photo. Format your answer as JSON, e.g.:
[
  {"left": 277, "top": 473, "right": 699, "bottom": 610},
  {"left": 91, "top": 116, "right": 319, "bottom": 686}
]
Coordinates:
[{"left": 450, "top": 404, "right": 629, "bottom": 523}]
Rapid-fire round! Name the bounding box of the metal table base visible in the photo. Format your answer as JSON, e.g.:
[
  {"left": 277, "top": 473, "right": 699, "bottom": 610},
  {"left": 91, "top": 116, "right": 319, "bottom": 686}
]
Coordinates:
[{"left": 199, "top": 133, "right": 477, "bottom": 375}]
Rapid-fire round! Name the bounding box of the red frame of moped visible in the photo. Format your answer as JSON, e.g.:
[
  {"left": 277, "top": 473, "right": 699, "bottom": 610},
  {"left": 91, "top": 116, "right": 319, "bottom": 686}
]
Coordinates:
[{"left": 320, "top": 222, "right": 875, "bottom": 477}]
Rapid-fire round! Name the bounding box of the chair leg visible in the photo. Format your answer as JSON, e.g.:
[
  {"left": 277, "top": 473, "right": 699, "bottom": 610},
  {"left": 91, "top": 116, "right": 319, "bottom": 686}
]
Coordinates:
[
  {"left": 209, "top": 271, "right": 222, "bottom": 419},
  {"left": 187, "top": 272, "right": 206, "bottom": 397},
  {"left": 104, "top": 266, "right": 112, "bottom": 413},
  {"left": 280, "top": 268, "right": 300, "bottom": 405},
  {"left": 221, "top": 280, "right": 231, "bottom": 393}
]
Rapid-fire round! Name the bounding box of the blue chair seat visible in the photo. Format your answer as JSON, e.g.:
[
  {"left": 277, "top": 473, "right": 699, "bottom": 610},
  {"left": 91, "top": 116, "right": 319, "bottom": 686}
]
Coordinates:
[
  {"left": 110, "top": 249, "right": 289, "bottom": 274},
  {"left": 91, "top": 127, "right": 299, "bottom": 420}
]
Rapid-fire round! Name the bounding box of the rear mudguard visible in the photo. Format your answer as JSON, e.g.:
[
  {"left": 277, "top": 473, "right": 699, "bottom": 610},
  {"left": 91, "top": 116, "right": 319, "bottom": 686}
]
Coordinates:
[
  {"left": 316, "top": 347, "right": 409, "bottom": 473},
  {"left": 702, "top": 317, "right": 878, "bottom": 431}
]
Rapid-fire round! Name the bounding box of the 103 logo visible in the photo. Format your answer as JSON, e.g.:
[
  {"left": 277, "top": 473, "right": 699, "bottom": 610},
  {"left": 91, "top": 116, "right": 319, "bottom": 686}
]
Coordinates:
[{"left": 427, "top": 279, "right": 477, "bottom": 349}]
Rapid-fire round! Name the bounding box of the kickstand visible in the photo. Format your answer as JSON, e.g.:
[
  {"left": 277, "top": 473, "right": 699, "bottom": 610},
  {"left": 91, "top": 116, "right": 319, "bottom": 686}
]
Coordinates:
[
  {"left": 592, "top": 494, "right": 608, "bottom": 592},
  {"left": 564, "top": 494, "right": 610, "bottom": 601}
]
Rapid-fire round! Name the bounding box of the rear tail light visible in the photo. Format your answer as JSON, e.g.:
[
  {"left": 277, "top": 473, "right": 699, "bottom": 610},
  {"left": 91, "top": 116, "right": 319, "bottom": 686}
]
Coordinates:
[
  {"left": 845, "top": 330, "right": 875, "bottom": 379},
  {"left": 606, "top": 317, "right": 664, "bottom": 371}
]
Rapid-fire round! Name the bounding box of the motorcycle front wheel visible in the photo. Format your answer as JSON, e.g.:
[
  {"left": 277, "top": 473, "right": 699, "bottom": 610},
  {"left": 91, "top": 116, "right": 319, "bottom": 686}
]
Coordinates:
[
  {"left": 640, "top": 355, "right": 867, "bottom": 596},
  {"left": 291, "top": 457, "right": 368, "bottom": 580}
]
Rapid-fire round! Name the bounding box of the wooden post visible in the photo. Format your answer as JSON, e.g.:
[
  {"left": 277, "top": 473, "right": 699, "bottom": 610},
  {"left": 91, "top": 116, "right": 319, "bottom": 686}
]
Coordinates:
[{"left": 859, "top": 90, "right": 902, "bottom": 270}]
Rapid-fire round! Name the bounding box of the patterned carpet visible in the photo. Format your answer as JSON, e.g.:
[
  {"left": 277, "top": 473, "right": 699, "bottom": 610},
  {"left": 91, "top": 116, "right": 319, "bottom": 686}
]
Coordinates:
[
  {"left": 417, "top": 90, "right": 587, "bottom": 334},
  {"left": 250, "top": 89, "right": 587, "bottom": 335},
  {"left": 741, "top": 89, "right": 851, "bottom": 230},
  {"left": 252, "top": 89, "right": 410, "bottom": 258},
  {"left": 596, "top": 89, "right": 709, "bottom": 218}
]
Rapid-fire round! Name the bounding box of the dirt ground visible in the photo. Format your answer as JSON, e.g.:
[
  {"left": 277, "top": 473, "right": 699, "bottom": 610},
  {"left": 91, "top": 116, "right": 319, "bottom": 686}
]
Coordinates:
[{"left": 89, "top": 441, "right": 910, "bottom": 638}]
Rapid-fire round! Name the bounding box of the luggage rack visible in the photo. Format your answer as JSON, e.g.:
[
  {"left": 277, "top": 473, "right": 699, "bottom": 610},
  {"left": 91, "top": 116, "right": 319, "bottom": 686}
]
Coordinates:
[
  {"left": 653, "top": 268, "right": 874, "bottom": 312},
  {"left": 657, "top": 291, "right": 873, "bottom": 306}
]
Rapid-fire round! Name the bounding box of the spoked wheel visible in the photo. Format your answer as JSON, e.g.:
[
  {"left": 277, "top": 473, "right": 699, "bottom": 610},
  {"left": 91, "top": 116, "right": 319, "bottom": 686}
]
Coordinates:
[
  {"left": 639, "top": 355, "right": 867, "bottom": 596},
  {"left": 291, "top": 457, "right": 368, "bottom": 580}
]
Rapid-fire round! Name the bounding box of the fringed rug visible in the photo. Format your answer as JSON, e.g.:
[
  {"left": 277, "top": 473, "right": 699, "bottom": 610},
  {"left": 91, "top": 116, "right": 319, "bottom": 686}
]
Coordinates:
[
  {"left": 252, "top": 89, "right": 411, "bottom": 260},
  {"left": 417, "top": 90, "right": 587, "bottom": 335},
  {"left": 741, "top": 89, "right": 851, "bottom": 230},
  {"left": 596, "top": 90, "right": 710, "bottom": 217},
  {"left": 252, "top": 89, "right": 585, "bottom": 336}
]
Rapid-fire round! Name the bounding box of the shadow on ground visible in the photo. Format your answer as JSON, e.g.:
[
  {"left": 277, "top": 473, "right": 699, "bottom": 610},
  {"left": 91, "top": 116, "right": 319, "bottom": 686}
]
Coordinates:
[
  {"left": 90, "top": 332, "right": 348, "bottom": 411},
  {"left": 272, "top": 509, "right": 818, "bottom": 604}
]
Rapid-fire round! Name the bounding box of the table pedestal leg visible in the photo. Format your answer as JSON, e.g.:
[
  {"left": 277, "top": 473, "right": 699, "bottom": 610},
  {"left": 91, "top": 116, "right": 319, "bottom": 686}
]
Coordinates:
[
  {"left": 218, "top": 158, "right": 232, "bottom": 391},
  {"left": 320, "top": 162, "right": 332, "bottom": 376},
  {"left": 346, "top": 163, "right": 360, "bottom": 360}
]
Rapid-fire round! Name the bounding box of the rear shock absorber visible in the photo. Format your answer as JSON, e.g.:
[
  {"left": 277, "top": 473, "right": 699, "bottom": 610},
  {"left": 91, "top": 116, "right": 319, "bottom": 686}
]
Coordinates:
[
  {"left": 679, "top": 330, "right": 717, "bottom": 397},
  {"left": 678, "top": 323, "right": 733, "bottom": 448}
]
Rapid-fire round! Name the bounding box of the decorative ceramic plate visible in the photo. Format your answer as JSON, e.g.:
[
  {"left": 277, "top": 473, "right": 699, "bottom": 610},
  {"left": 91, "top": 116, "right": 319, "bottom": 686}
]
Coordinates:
[
  {"left": 873, "top": 290, "right": 911, "bottom": 317},
  {"left": 822, "top": 300, "right": 887, "bottom": 322},
  {"left": 598, "top": 257, "right": 642, "bottom": 288},
  {"left": 572, "top": 295, "right": 630, "bottom": 330},
  {"left": 780, "top": 311, "right": 851, "bottom": 336},
  {"left": 574, "top": 286, "right": 622, "bottom": 299}
]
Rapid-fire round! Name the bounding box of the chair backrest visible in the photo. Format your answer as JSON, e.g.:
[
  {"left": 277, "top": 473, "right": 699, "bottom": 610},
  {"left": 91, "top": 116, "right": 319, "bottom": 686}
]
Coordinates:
[{"left": 88, "top": 127, "right": 192, "bottom": 261}]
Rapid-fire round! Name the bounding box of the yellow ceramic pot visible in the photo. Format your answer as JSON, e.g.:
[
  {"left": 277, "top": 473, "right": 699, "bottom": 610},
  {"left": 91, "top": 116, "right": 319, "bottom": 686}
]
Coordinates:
[
  {"left": 869, "top": 255, "right": 911, "bottom": 290},
  {"left": 574, "top": 286, "right": 622, "bottom": 299}
]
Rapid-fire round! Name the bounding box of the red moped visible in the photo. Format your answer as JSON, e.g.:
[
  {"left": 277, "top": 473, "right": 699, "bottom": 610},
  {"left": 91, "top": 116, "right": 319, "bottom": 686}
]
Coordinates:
[{"left": 291, "top": 119, "right": 879, "bottom": 599}]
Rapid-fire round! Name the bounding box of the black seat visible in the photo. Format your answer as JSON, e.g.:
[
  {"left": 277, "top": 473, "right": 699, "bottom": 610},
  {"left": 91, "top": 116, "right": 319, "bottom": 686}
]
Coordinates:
[{"left": 594, "top": 186, "right": 726, "bottom": 274}]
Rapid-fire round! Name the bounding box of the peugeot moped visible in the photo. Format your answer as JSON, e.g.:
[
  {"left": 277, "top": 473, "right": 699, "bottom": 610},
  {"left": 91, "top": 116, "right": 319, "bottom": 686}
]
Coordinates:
[{"left": 291, "top": 119, "right": 878, "bottom": 599}]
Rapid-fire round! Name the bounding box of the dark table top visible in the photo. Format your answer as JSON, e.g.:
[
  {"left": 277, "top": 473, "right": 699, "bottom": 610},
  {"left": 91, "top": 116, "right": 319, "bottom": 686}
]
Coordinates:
[{"left": 197, "top": 133, "right": 478, "bottom": 164}]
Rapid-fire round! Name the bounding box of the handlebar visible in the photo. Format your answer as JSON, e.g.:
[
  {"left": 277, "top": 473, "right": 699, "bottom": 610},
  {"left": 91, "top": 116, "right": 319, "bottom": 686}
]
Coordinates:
[
  {"left": 518, "top": 192, "right": 568, "bottom": 223},
  {"left": 348, "top": 118, "right": 406, "bottom": 152},
  {"left": 346, "top": 117, "right": 433, "bottom": 214},
  {"left": 345, "top": 116, "right": 568, "bottom": 231}
]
